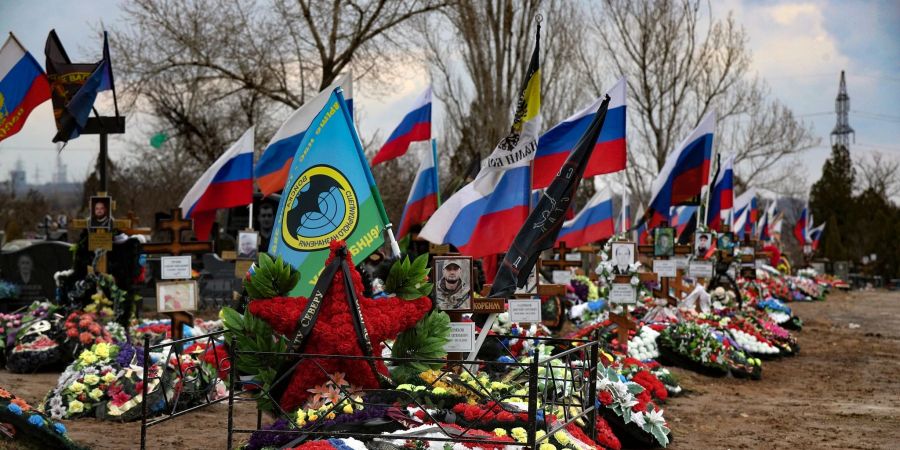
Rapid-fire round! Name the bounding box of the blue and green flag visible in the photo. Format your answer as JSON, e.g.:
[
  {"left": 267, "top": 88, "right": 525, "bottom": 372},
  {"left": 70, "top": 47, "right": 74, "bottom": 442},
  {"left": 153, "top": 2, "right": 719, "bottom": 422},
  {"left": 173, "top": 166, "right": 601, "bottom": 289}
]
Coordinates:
[{"left": 269, "top": 88, "right": 390, "bottom": 297}]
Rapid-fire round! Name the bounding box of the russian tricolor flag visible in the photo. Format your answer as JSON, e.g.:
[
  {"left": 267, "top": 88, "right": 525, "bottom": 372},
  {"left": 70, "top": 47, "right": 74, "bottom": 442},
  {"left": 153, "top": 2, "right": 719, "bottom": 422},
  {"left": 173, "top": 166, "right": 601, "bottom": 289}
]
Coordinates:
[
  {"left": 419, "top": 166, "right": 531, "bottom": 257},
  {"left": 670, "top": 205, "right": 698, "bottom": 239},
  {"left": 809, "top": 222, "right": 825, "bottom": 250},
  {"left": 641, "top": 111, "right": 715, "bottom": 229},
  {"left": 0, "top": 34, "right": 50, "bottom": 143},
  {"left": 371, "top": 86, "right": 431, "bottom": 166},
  {"left": 758, "top": 201, "right": 776, "bottom": 241},
  {"left": 732, "top": 189, "right": 756, "bottom": 240},
  {"left": 180, "top": 127, "right": 255, "bottom": 240},
  {"left": 706, "top": 154, "right": 734, "bottom": 231},
  {"left": 255, "top": 73, "right": 352, "bottom": 196},
  {"left": 396, "top": 141, "right": 439, "bottom": 240},
  {"left": 793, "top": 205, "right": 809, "bottom": 245},
  {"left": 532, "top": 78, "right": 626, "bottom": 189},
  {"left": 556, "top": 184, "right": 615, "bottom": 247}
]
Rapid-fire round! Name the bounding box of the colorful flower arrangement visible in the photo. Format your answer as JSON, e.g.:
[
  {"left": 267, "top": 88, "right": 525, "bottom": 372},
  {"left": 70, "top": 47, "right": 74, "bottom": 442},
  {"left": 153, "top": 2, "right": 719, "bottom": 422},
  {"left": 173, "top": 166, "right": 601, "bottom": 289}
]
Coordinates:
[
  {"left": 64, "top": 311, "right": 113, "bottom": 347},
  {"left": 659, "top": 321, "right": 729, "bottom": 375},
  {"left": 596, "top": 365, "right": 671, "bottom": 447},
  {"left": 0, "top": 386, "right": 83, "bottom": 449}
]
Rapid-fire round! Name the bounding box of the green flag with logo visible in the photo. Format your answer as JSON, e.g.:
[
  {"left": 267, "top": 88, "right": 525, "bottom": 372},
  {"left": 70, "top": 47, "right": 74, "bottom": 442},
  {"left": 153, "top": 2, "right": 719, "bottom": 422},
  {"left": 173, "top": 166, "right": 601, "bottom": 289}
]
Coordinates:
[{"left": 269, "top": 88, "right": 389, "bottom": 297}]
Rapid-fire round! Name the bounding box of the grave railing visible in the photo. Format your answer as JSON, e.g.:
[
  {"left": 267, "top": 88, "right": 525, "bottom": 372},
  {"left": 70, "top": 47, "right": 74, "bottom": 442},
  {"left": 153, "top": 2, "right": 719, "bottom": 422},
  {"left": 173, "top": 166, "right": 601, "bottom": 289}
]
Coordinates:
[
  {"left": 139, "top": 329, "right": 231, "bottom": 449},
  {"left": 224, "top": 333, "right": 601, "bottom": 449}
]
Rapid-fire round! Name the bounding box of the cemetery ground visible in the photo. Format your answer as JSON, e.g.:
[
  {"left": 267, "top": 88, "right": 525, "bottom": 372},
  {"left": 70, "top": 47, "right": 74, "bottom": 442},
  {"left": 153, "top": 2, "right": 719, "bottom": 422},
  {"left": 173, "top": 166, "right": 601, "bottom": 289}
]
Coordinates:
[{"left": 1, "top": 290, "right": 899, "bottom": 449}]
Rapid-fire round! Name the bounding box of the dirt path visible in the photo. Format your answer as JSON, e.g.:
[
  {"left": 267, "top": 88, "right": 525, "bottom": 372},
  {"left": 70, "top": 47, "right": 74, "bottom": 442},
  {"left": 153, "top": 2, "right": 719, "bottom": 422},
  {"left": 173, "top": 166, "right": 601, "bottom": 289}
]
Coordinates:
[
  {"left": 667, "top": 290, "right": 900, "bottom": 450},
  {"left": 3, "top": 290, "right": 899, "bottom": 449}
]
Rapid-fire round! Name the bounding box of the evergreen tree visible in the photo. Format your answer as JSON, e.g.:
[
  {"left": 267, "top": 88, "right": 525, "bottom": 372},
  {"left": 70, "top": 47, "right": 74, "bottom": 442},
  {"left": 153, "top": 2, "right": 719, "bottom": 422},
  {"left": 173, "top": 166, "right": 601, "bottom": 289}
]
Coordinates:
[{"left": 810, "top": 144, "right": 854, "bottom": 260}]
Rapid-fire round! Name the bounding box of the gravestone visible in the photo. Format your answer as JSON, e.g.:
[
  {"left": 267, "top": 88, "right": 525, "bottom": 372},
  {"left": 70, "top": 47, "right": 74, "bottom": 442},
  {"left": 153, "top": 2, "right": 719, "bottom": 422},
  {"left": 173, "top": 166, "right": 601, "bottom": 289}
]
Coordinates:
[
  {"left": 833, "top": 261, "right": 850, "bottom": 281},
  {"left": 0, "top": 241, "right": 73, "bottom": 306},
  {"left": 199, "top": 253, "right": 239, "bottom": 309}
]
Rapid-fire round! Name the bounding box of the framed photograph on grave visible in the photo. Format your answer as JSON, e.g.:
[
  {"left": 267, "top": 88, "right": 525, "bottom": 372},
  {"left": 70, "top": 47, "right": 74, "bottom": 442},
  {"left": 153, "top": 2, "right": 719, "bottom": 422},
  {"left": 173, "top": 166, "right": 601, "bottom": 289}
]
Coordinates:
[
  {"left": 89, "top": 196, "right": 112, "bottom": 230},
  {"left": 434, "top": 256, "right": 473, "bottom": 312},
  {"left": 156, "top": 280, "right": 199, "bottom": 313},
  {"left": 611, "top": 242, "right": 636, "bottom": 274},
  {"left": 694, "top": 232, "right": 712, "bottom": 257},
  {"left": 739, "top": 246, "right": 754, "bottom": 257},
  {"left": 717, "top": 232, "right": 735, "bottom": 254},
  {"left": 653, "top": 227, "right": 675, "bottom": 257},
  {"left": 237, "top": 230, "right": 259, "bottom": 260}
]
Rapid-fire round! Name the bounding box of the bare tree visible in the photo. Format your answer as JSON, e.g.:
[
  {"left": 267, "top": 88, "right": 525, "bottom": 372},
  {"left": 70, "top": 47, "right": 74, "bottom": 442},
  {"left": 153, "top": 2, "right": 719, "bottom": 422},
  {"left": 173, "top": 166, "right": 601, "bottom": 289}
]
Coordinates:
[
  {"left": 855, "top": 151, "right": 900, "bottom": 202},
  {"left": 582, "top": 0, "right": 817, "bottom": 201},
  {"left": 419, "top": 0, "right": 590, "bottom": 180},
  {"left": 111, "top": 0, "right": 446, "bottom": 167}
]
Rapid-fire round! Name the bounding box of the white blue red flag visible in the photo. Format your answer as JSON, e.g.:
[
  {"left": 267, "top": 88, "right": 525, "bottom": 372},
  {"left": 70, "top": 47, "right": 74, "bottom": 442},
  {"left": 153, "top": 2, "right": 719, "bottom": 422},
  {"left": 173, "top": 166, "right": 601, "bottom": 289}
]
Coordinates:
[
  {"left": 706, "top": 154, "right": 734, "bottom": 231},
  {"left": 809, "top": 222, "right": 825, "bottom": 250},
  {"left": 670, "top": 205, "right": 698, "bottom": 239},
  {"left": 0, "top": 33, "right": 50, "bottom": 143},
  {"left": 371, "top": 86, "right": 431, "bottom": 166},
  {"left": 758, "top": 200, "right": 776, "bottom": 241},
  {"left": 793, "top": 204, "right": 809, "bottom": 245},
  {"left": 181, "top": 127, "right": 255, "bottom": 240},
  {"left": 732, "top": 188, "right": 756, "bottom": 239},
  {"left": 556, "top": 183, "right": 615, "bottom": 247},
  {"left": 396, "top": 140, "right": 439, "bottom": 240},
  {"left": 255, "top": 73, "right": 352, "bottom": 195},
  {"left": 640, "top": 111, "right": 715, "bottom": 230},
  {"left": 533, "top": 77, "right": 626, "bottom": 189}
]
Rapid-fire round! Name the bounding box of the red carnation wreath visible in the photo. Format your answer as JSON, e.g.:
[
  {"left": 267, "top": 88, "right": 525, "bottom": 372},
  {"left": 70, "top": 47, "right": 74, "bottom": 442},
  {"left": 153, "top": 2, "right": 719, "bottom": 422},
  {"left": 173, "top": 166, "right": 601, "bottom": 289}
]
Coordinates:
[{"left": 248, "top": 241, "right": 432, "bottom": 411}]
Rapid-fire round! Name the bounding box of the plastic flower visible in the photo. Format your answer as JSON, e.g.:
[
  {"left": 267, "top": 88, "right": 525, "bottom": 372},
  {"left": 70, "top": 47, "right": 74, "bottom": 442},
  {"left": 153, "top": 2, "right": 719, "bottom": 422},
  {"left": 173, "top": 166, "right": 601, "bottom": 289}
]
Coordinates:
[
  {"left": 646, "top": 408, "right": 666, "bottom": 427},
  {"left": 83, "top": 374, "right": 100, "bottom": 386},
  {"left": 539, "top": 444, "right": 556, "bottom": 450},
  {"left": 68, "top": 400, "right": 84, "bottom": 414},
  {"left": 54, "top": 422, "right": 67, "bottom": 434},
  {"left": 94, "top": 343, "right": 111, "bottom": 359},
  {"left": 431, "top": 387, "right": 447, "bottom": 395},
  {"left": 68, "top": 381, "right": 86, "bottom": 395},
  {"left": 28, "top": 415, "right": 45, "bottom": 427},
  {"left": 89, "top": 388, "right": 104, "bottom": 401},
  {"left": 511, "top": 427, "right": 527, "bottom": 443},
  {"left": 493, "top": 428, "right": 507, "bottom": 437},
  {"left": 0, "top": 388, "right": 11, "bottom": 399},
  {"left": 7, "top": 403, "right": 22, "bottom": 415},
  {"left": 79, "top": 350, "right": 98, "bottom": 365},
  {"left": 102, "top": 372, "right": 117, "bottom": 384},
  {"left": 554, "top": 430, "right": 570, "bottom": 446}
]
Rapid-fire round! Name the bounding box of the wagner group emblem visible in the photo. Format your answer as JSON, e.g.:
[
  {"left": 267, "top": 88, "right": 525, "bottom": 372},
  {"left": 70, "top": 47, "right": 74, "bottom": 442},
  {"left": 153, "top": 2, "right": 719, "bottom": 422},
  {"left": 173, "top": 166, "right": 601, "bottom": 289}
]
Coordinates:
[{"left": 281, "top": 165, "right": 359, "bottom": 251}]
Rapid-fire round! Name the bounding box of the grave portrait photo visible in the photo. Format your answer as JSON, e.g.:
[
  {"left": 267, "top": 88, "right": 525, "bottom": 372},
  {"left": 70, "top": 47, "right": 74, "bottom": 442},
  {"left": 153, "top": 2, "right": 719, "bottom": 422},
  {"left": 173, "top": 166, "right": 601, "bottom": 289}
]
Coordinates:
[
  {"left": 157, "top": 280, "right": 199, "bottom": 313},
  {"left": 694, "top": 232, "right": 712, "bottom": 257},
  {"left": 611, "top": 242, "right": 636, "bottom": 274},
  {"left": 718, "top": 232, "right": 735, "bottom": 254},
  {"left": 89, "top": 196, "right": 112, "bottom": 230},
  {"left": 654, "top": 227, "right": 675, "bottom": 257},
  {"left": 434, "top": 256, "right": 473, "bottom": 312},
  {"left": 238, "top": 230, "right": 259, "bottom": 260}
]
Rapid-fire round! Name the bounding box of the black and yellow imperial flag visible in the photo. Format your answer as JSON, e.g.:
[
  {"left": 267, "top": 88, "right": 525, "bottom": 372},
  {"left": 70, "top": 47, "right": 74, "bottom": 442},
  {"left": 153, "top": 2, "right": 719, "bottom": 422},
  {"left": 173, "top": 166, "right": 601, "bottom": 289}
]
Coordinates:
[
  {"left": 44, "top": 30, "right": 97, "bottom": 141},
  {"left": 489, "top": 95, "right": 611, "bottom": 298}
]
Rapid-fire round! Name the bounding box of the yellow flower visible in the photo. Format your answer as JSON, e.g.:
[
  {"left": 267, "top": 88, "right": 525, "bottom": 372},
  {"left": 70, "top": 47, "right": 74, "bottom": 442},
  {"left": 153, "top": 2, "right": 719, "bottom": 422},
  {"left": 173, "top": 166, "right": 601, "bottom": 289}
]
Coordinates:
[
  {"left": 79, "top": 351, "right": 97, "bottom": 365},
  {"left": 68, "top": 382, "right": 86, "bottom": 394},
  {"left": 94, "top": 343, "right": 110, "bottom": 359},
  {"left": 68, "top": 400, "right": 84, "bottom": 413},
  {"left": 539, "top": 444, "right": 556, "bottom": 450},
  {"left": 342, "top": 404, "right": 353, "bottom": 414},
  {"left": 431, "top": 387, "right": 447, "bottom": 395},
  {"left": 325, "top": 412, "right": 336, "bottom": 420},
  {"left": 89, "top": 388, "right": 104, "bottom": 401},
  {"left": 102, "top": 372, "right": 117, "bottom": 384},
  {"left": 83, "top": 374, "right": 100, "bottom": 386},
  {"left": 536, "top": 430, "right": 546, "bottom": 440},
  {"left": 554, "top": 431, "right": 570, "bottom": 446},
  {"left": 493, "top": 428, "right": 507, "bottom": 437},
  {"left": 490, "top": 381, "right": 508, "bottom": 391},
  {"left": 511, "top": 427, "right": 527, "bottom": 443},
  {"left": 308, "top": 413, "right": 319, "bottom": 422}
]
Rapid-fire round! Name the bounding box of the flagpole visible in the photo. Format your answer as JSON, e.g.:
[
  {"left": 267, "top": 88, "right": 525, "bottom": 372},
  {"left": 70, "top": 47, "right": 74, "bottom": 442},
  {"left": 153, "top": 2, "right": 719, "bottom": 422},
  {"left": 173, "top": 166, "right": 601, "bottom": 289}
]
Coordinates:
[{"left": 335, "top": 87, "right": 402, "bottom": 259}]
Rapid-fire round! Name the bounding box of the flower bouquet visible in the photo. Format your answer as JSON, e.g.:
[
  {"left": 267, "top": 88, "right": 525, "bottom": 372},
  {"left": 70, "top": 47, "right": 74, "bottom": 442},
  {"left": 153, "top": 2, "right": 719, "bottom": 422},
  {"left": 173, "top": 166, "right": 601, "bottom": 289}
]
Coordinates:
[
  {"left": 6, "top": 302, "right": 65, "bottom": 373},
  {"left": 596, "top": 365, "right": 671, "bottom": 448},
  {"left": 658, "top": 322, "right": 729, "bottom": 377},
  {"left": 627, "top": 326, "right": 660, "bottom": 361}
]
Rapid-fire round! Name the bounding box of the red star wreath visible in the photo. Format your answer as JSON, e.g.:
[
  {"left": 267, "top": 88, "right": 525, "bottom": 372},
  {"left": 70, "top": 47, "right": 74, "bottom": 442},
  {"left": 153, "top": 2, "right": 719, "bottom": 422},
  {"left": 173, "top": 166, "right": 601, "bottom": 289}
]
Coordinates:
[{"left": 248, "top": 241, "right": 432, "bottom": 411}]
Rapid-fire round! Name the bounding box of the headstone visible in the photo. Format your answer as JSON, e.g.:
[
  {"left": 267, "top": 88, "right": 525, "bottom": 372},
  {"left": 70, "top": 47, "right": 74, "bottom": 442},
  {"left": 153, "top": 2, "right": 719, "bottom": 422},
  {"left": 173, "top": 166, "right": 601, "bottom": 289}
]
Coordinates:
[
  {"left": 0, "top": 241, "right": 73, "bottom": 304},
  {"left": 833, "top": 261, "right": 850, "bottom": 281}
]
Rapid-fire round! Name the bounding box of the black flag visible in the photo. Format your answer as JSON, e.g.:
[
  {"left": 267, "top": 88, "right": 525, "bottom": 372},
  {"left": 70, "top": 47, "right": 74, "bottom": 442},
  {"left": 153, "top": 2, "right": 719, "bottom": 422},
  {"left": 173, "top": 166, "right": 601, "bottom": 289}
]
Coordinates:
[
  {"left": 489, "top": 95, "right": 612, "bottom": 298},
  {"left": 45, "top": 30, "right": 98, "bottom": 142}
]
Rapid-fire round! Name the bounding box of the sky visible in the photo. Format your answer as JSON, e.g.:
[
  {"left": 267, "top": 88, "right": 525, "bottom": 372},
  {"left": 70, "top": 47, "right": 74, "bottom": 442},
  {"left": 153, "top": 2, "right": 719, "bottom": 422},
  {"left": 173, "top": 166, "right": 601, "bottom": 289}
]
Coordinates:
[{"left": 1, "top": 0, "right": 898, "bottom": 196}]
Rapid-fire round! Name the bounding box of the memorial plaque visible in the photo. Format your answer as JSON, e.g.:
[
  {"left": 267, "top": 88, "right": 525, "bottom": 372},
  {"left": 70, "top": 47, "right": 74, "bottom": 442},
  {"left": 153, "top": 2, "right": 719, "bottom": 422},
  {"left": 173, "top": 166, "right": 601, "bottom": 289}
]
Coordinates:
[
  {"left": 88, "top": 230, "right": 113, "bottom": 251},
  {"left": 472, "top": 297, "right": 505, "bottom": 313},
  {"left": 653, "top": 259, "right": 677, "bottom": 278},
  {"left": 161, "top": 256, "right": 192, "bottom": 280},
  {"left": 445, "top": 322, "right": 475, "bottom": 352},
  {"left": 689, "top": 261, "right": 714, "bottom": 279},
  {"left": 508, "top": 298, "right": 542, "bottom": 323},
  {"left": 610, "top": 283, "right": 637, "bottom": 304}
]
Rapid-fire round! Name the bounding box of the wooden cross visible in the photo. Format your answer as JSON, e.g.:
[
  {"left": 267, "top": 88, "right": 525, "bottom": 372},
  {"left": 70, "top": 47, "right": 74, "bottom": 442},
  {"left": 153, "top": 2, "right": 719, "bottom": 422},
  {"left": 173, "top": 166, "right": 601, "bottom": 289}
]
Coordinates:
[
  {"left": 670, "top": 271, "right": 694, "bottom": 303},
  {"left": 541, "top": 242, "right": 583, "bottom": 271},
  {"left": 609, "top": 312, "right": 637, "bottom": 350},
  {"left": 638, "top": 241, "right": 693, "bottom": 306},
  {"left": 142, "top": 208, "right": 213, "bottom": 256},
  {"left": 121, "top": 211, "right": 152, "bottom": 236}
]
